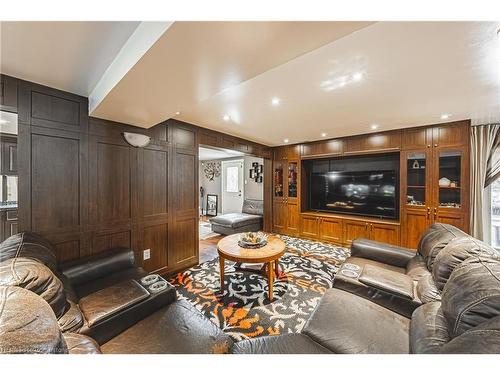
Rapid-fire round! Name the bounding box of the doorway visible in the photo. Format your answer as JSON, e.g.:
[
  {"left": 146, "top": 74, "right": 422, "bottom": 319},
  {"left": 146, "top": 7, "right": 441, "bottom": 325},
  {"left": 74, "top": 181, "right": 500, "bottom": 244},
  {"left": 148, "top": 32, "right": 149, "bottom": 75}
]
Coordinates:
[{"left": 221, "top": 159, "right": 244, "bottom": 214}]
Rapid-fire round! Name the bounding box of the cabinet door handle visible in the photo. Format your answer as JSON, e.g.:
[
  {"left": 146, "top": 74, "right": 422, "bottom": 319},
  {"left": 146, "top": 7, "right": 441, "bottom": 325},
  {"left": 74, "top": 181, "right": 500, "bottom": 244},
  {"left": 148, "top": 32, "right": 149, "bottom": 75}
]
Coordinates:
[
  {"left": 427, "top": 144, "right": 431, "bottom": 148},
  {"left": 370, "top": 224, "right": 373, "bottom": 231},
  {"left": 433, "top": 207, "right": 437, "bottom": 219},
  {"left": 427, "top": 206, "right": 431, "bottom": 219},
  {"left": 434, "top": 143, "right": 438, "bottom": 147}
]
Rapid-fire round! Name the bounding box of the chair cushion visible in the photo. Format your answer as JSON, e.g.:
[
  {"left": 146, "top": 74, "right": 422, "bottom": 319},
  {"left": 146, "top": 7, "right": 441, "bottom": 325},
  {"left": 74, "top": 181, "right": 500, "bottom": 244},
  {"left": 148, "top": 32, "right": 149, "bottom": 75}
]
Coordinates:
[
  {"left": 0, "top": 257, "right": 68, "bottom": 318},
  {"left": 432, "top": 236, "right": 497, "bottom": 291},
  {"left": 410, "top": 302, "right": 449, "bottom": 353},
  {"left": 58, "top": 300, "right": 84, "bottom": 333},
  {"left": 63, "top": 333, "right": 101, "bottom": 354},
  {"left": 442, "top": 257, "right": 500, "bottom": 338},
  {"left": 417, "top": 223, "right": 467, "bottom": 271},
  {"left": 302, "top": 288, "right": 410, "bottom": 353},
  {"left": 0, "top": 232, "right": 58, "bottom": 272},
  {"left": 405, "top": 255, "right": 431, "bottom": 281},
  {"left": 358, "top": 264, "right": 415, "bottom": 300},
  {"left": 416, "top": 274, "right": 441, "bottom": 303},
  {"left": 209, "top": 213, "right": 262, "bottom": 229},
  {"left": 242, "top": 199, "right": 264, "bottom": 215},
  {"left": 79, "top": 279, "right": 150, "bottom": 327},
  {"left": 0, "top": 286, "right": 68, "bottom": 354},
  {"left": 231, "top": 333, "right": 332, "bottom": 354},
  {"left": 101, "top": 299, "right": 233, "bottom": 354},
  {"left": 343, "top": 256, "right": 405, "bottom": 274}
]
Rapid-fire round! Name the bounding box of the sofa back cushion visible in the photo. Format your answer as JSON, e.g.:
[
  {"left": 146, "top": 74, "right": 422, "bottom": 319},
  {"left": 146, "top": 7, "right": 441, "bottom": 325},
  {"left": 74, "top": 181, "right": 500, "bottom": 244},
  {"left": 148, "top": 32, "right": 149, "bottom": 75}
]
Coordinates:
[
  {"left": 0, "top": 257, "right": 68, "bottom": 318},
  {"left": 417, "top": 223, "right": 467, "bottom": 271},
  {"left": 432, "top": 237, "right": 497, "bottom": 291},
  {"left": 0, "top": 286, "right": 68, "bottom": 354},
  {"left": 441, "top": 257, "right": 500, "bottom": 338},
  {"left": 410, "top": 302, "right": 449, "bottom": 353},
  {"left": 0, "top": 232, "right": 58, "bottom": 272},
  {"left": 242, "top": 199, "right": 264, "bottom": 216}
]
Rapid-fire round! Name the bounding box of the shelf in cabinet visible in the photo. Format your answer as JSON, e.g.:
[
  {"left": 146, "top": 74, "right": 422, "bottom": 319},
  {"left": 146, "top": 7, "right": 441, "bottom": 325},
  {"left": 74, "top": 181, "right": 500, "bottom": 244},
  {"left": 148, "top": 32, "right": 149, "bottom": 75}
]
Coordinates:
[
  {"left": 407, "top": 185, "right": 425, "bottom": 188},
  {"left": 438, "top": 186, "right": 461, "bottom": 190}
]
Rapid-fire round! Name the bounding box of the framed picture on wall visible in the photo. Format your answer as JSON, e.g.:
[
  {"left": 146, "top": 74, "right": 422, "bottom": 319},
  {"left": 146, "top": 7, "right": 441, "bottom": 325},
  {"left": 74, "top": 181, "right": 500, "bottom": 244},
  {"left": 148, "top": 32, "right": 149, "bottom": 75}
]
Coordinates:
[{"left": 206, "top": 194, "right": 218, "bottom": 216}]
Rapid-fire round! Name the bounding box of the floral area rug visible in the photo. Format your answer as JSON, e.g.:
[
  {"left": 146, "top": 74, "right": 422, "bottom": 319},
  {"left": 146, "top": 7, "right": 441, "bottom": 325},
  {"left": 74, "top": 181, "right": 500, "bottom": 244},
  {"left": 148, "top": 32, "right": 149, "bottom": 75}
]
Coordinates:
[{"left": 169, "top": 235, "right": 349, "bottom": 341}]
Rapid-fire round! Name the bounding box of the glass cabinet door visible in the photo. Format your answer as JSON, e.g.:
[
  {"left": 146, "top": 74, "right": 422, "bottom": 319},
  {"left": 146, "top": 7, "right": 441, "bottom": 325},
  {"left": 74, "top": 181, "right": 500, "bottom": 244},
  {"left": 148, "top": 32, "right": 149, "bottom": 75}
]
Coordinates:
[
  {"left": 274, "top": 161, "right": 284, "bottom": 197},
  {"left": 288, "top": 162, "right": 298, "bottom": 198},
  {"left": 438, "top": 150, "right": 462, "bottom": 208},
  {"left": 406, "top": 152, "right": 427, "bottom": 207}
]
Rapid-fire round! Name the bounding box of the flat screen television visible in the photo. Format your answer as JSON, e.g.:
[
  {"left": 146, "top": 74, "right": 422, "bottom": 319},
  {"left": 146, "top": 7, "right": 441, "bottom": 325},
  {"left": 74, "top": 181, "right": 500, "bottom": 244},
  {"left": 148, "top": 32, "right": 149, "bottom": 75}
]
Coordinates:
[{"left": 309, "top": 169, "right": 399, "bottom": 219}]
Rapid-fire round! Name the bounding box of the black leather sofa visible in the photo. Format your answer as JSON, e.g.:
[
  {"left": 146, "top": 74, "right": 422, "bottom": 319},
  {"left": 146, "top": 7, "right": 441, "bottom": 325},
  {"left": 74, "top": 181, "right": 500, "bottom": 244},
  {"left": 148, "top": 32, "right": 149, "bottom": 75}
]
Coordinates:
[{"left": 0, "top": 232, "right": 233, "bottom": 354}]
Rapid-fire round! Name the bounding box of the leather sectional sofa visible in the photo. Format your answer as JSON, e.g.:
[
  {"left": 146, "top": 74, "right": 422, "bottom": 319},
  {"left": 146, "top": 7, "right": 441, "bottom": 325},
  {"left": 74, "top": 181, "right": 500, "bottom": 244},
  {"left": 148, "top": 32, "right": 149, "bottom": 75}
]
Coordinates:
[
  {"left": 0, "top": 232, "right": 233, "bottom": 354},
  {"left": 1, "top": 224, "right": 500, "bottom": 354},
  {"left": 210, "top": 198, "right": 263, "bottom": 235}
]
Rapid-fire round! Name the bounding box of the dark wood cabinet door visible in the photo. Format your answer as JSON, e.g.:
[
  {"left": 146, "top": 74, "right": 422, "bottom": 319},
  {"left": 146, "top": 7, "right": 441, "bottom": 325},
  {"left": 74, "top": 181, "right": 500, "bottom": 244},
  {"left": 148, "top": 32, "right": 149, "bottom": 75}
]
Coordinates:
[
  {"left": 432, "top": 121, "right": 470, "bottom": 148},
  {"left": 0, "top": 75, "right": 18, "bottom": 111},
  {"left": 369, "top": 222, "right": 400, "bottom": 246},
  {"left": 401, "top": 207, "right": 431, "bottom": 249},
  {"left": 272, "top": 201, "right": 287, "bottom": 234},
  {"left": 301, "top": 139, "right": 343, "bottom": 158},
  {"left": 319, "top": 217, "right": 343, "bottom": 244},
  {"left": 286, "top": 201, "right": 299, "bottom": 236},
  {"left": 402, "top": 127, "right": 432, "bottom": 150},
  {"left": 343, "top": 219, "right": 370, "bottom": 246},
  {"left": 169, "top": 216, "right": 198, "bottom": 270},
  {"left": 1, "top": 136, "right": 17, "bottom": 175},
  {"left": 434, "top": 208, "right": 466, "bottom": 232},
  {"left": 300, "top": 215, "right": 319, "bottom": 239},
  {"left": 344, "top": 130, "right": 401, "bottom": 155}
]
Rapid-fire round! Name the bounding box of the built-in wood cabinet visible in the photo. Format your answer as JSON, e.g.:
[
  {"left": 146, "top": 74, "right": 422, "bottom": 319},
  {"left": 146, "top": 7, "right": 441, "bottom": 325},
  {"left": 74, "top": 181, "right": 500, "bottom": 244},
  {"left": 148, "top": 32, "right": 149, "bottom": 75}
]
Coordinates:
[
  {"left": 301, "top": 139, "right": 343, "bottom": 158},
  {"left": 0, "top": 135, "right": 17, "bottom": 175},
  {"left": 0, "top": 209, "right": 18, "bottom": 242},
  {"left": 272, "top": 145, "right": 300, "bottom": 236},
  {"left": 300, "top": 213, "right": 400, "bottom": 246},
  {"left": 401, "top": 121, "right": 470, "bottom": 248},
  {"left": 344, "top": 130, "right": 401, "bottom": 155},
  {"left": 0, "top": 75, "right": 18, "bottom": 112}
]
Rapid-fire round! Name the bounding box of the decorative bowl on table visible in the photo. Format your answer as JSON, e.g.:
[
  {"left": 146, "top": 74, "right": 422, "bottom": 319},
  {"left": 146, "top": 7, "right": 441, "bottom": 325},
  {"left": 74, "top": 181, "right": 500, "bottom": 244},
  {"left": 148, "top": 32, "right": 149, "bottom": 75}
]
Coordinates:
[{"left": 238, "top": 232, "right": 268, "bottom": 248}]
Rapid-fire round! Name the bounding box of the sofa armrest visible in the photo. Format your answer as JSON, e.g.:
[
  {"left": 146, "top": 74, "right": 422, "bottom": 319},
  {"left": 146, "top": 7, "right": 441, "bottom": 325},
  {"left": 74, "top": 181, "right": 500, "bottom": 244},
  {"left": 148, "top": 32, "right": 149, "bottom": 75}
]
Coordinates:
[
  {"left": 59, "top": 247, "right": 136, "bottom": 286},
  {"left": 350, "top": 238, "right": 416, "bottom": 268}
]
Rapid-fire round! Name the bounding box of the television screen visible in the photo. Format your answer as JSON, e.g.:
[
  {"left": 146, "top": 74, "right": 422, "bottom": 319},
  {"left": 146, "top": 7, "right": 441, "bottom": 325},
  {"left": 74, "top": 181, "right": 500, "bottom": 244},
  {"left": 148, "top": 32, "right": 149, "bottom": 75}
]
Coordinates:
[{"left": 309, "top": 170, "right": 398, "bottom": 219}]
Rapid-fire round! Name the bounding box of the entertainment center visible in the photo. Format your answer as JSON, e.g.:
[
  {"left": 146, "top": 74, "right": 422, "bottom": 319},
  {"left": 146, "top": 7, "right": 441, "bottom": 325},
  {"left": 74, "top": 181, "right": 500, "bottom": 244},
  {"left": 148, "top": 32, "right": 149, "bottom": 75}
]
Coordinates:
[{"left": 271, "top": 120, "right": 470, "bottom": 249}]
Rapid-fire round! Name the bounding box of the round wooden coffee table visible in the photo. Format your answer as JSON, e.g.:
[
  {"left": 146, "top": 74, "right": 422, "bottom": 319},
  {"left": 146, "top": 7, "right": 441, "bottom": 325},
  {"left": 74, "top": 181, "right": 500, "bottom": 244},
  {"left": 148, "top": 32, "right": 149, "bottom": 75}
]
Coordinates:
[{"left": 217, "top": 233, "right": 286, "bottom": 300}]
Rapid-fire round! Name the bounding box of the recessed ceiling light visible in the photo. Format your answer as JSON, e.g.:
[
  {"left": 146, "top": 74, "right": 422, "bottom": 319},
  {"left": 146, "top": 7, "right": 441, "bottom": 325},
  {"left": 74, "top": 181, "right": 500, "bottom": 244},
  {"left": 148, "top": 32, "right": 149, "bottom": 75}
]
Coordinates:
[
  {"left": 223, "top": 114, "right": 230, "bottom": 122},
  {"left": 440, "top": 114, "right": 451, "bottom": 120},
  {"left": 283, "top": 139, "right": 289, "bottom": 143},
  {"left": 175, "top": 111, "right": 180, "bottom": 116},
  {"left": 321, "top": 133, "right": 327, "bottom": 137},
  {"left": 271, "top": 97, "right": 281, "bottom": 106},
  {"left": 352, "top": 72, "right": 363, "bottom": 81},
  {"left": 371, "top": 124, "right": 379, "bottom": 130}
]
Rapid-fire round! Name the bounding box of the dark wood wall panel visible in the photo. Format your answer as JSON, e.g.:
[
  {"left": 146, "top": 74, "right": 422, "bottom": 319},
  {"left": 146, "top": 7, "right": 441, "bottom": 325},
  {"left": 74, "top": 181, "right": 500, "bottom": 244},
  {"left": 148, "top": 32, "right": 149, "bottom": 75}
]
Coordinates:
[
  {"left": 31, "top": 133, "right": 80, "bottom": 232},
  {"left": 95, "top": 142, "right": 131, "bottom": 223},
  {"left": 10, "top": 75, "right": 271, "bottom": 274},
  {"left": 143, "top": 148, "right": 168, "bottom": 218}
]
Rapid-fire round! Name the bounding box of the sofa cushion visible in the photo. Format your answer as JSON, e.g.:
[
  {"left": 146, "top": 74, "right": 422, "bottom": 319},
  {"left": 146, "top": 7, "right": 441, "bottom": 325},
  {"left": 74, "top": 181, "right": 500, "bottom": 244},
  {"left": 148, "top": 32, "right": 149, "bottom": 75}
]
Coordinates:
[
  {"left": 101, "top": 299, "right": 233, "bottom": 354},
  {"left": 358, "top": 264, "right": 415, "bottom": 300},
  {"left": 302, "top": 288, "right": 410, "bottom": 353},
  {"left": 58, "top": 300, "right": 84, "bottom": 333},
  {"left": 417, "top": 223, "right": 467, "bottom": 271},
  {"left": 405, "top": 255, "right": 431, "bottom": 281},
  {"left": 210, "top": 213, "right": 262, "bottom": 229},
  {"left": 410, "top": 302, "right": 449, "bottom": 353},
  {"left": 63, "top": 333, "right": 101, "bottom": 354},
  {"left": 343, "top": 256, "right": 405, "bottom": 274},
  {"left": 0, "top": 286, "right": 68, "bottom": 354},
  {"left": 0, "top": 232, "right": 58, "bottom": 272},
  {"left": 242, "top": 199, "right": 264, "bottom": 216},
  {"left": 0, "top": 257, "right": 68, "bottom": 318},
  {"left": 432, "top": 236, "right": 497, "bottom": 291},
  {"left": 416, "top": 274, "right": 441, "bottom": 303},
  {"left": 231, "top": 333, "right": 331, "bottom": 354},
  {"left": 442, "top": 257, "right": 500, "bottom": 338}
]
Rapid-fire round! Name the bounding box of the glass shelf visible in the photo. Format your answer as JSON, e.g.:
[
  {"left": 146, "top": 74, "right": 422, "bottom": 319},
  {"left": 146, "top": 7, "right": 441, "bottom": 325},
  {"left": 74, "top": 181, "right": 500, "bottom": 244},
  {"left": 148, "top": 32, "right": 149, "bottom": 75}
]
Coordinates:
[
  {"left": 406, "top": 152, "right": 426, "bottom": 206},
  {"left": 288, "top": 162, "right": 298, "bottom": 198},
  {"left": 274, "top": 162, "right": 284, "bottom": 197},
  {"left": 438, "top": 150, "right": 462, "bottom": 208}
]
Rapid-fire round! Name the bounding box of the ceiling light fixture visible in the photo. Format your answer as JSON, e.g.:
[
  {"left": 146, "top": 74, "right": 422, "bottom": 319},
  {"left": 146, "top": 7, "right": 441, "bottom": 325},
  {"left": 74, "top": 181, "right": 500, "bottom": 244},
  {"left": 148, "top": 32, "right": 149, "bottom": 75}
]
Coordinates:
[
  {"left": 371, "top": 124, "right": 379, "bottom": 130},
  {"left": 440, "top": 114, "right": 451, "bottom": 120},
  {"left": 283, "top": 139, "right": 289, "bottom": 143},
  {"left": 175, "top": 111, "right": 180, "bottom": 116},
  {"left": 122, "top": 132, "right": 151, "bottom": 148},
  {"left": 271, "top": 97, "right": 281, "bottom": 106},
  {"left": 352, "top": 72, "right": 363, "bottom": 81},
  {"left": 321, "top": 133, "right": 327, "bottom": 137},
  {"left": 223, "top": 114, "right": 230, "bottom": 122}
]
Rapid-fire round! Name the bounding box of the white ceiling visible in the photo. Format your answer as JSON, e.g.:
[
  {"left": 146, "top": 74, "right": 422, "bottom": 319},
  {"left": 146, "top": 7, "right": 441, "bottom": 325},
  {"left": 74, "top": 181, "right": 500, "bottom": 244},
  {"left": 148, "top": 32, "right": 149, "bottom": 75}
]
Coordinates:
[
  {"left": 1, "top": 21, "right": 499, "bottom": 146},
  {"left": 199, "top": 146, "right": 244, "bottom": 161},
  {"left": 0, "top": 21, "right": 139, "bottom": 96}
]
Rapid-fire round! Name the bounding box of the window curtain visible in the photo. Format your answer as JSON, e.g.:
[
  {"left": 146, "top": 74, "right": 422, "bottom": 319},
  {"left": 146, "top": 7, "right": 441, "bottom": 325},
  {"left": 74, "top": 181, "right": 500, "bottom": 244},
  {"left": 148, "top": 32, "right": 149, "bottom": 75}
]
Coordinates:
[{"left": 470, "top": 124, "right": 500, "bottom": 240}]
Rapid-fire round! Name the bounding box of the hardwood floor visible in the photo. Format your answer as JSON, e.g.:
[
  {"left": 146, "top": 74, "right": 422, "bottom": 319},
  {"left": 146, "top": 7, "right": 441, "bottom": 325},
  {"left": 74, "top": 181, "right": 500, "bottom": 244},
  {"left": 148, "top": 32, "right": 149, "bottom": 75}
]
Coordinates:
[{"left": 199, "top": 235, "right": 222, "bottom": 263}]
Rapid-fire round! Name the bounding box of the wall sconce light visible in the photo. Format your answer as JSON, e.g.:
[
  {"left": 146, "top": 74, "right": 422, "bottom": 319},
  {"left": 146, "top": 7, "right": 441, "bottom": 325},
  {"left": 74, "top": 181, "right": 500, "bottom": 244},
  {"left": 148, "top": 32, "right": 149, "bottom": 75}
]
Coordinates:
[{"left": 122, "top": 132, "right": 151, "bottom": 148}]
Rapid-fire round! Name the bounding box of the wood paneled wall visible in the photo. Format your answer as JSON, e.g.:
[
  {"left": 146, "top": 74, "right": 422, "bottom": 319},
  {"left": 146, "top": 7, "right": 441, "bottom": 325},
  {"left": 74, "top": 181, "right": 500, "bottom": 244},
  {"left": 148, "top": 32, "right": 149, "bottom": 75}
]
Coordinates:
[{"left": 2, "top": 74, "right": 272, "bottom": 274}]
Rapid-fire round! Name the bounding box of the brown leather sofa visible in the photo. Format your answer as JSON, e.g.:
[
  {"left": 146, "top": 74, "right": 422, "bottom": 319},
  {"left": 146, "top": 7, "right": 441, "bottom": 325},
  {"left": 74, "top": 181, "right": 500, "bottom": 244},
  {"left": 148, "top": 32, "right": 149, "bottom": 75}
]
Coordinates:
[
  {"left": 233, "top": 255, "right": 500, "bottom": 354},
  {"left": 0, "top": 232, "right": 233, "bottom": 354}
]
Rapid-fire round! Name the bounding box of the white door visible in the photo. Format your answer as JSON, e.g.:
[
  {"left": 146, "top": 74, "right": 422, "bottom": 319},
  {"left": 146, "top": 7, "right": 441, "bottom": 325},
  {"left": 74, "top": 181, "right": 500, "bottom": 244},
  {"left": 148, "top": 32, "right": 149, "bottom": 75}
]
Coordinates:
[{"left": 222, "top": 160, "right": 244, "bottom": 214}]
